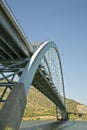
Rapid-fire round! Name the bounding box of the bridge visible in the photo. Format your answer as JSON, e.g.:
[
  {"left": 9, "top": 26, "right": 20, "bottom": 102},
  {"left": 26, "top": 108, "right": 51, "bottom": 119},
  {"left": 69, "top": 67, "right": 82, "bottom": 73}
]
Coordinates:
[{"left": 1, "top": 1, "right": 86, "bottom": 130}]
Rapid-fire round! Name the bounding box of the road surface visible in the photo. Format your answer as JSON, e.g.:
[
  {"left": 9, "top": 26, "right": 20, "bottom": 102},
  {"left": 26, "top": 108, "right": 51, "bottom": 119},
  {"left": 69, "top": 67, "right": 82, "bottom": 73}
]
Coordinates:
[{"left": 20, "top": 120, "right": 87, "bottom": 130}]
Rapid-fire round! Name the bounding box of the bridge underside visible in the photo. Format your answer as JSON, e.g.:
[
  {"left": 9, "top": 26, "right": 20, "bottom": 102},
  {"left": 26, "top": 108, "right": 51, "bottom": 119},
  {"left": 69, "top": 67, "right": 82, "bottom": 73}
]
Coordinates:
[
  {"left": 0, "top": 0, "right": 66, "bottom": 110},
  {"left": 33, "top": 70, "right": 64, "bottom": 110},
  {"left": 0, "top": 25, "right": 28, "bottom": 59},
  {"left": 0, "top": 0, "right": 67, "bottom": 130}
]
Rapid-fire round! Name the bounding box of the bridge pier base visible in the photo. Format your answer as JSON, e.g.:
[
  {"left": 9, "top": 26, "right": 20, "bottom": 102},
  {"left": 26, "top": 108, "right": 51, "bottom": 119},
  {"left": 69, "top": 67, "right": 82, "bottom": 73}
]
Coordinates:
[
  {"left": 0, "top": 83, "right": 26, "bottom": 130},
  {"left": 61, "top": 111, "right": 67, "bottom": 120}
]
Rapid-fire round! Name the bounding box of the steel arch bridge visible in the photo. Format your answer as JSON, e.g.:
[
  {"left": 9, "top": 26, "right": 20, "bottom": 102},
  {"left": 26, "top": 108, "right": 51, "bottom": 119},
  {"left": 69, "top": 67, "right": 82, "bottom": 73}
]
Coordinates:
[{"left": 0, "top": 0, "right": 67, "bottom": 129}]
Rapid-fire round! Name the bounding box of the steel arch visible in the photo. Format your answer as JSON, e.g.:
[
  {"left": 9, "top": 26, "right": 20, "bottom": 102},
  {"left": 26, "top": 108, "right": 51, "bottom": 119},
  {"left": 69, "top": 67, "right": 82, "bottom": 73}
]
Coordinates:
[{"left": 19, "top": 41, "right": 65, "bottom": 107}]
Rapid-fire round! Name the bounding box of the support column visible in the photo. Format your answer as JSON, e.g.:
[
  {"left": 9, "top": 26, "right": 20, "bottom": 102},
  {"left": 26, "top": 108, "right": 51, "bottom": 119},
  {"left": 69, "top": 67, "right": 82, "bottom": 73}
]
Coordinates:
[
  {"left": 61, "top": 109, "right": 67, "bottom": 120},
  {"left": 0, "top": 83, "right": 26, "bottom": 130}
]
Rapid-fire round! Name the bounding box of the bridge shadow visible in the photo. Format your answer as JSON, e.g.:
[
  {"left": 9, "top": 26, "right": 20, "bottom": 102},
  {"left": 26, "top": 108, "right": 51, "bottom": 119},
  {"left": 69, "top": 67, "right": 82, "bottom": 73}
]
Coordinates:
[{"left": 57, "top": 121, "right": 75, "bottom": 129}]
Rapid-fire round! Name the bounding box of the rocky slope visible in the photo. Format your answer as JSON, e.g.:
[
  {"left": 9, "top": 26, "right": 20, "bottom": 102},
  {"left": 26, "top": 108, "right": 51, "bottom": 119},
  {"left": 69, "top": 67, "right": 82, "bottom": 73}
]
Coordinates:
[{"left": 23, "top": 87, "right": 87, "bottom": 120}]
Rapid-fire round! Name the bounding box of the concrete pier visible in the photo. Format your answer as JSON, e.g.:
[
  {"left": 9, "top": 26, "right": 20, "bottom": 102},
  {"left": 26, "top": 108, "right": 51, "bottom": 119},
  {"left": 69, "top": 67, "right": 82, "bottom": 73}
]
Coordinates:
[{"left": 0, "top": 83, "right": 26, "bottom": 130}]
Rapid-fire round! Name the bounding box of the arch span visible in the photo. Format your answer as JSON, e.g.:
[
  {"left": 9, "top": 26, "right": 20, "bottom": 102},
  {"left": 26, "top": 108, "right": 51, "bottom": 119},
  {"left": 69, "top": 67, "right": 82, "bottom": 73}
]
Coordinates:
[
  {"left": 19, "top": 41, "right": 66, "bottom": 110},
  {"left": 19, "top": 41, "right": 63, "bottom": 92}
]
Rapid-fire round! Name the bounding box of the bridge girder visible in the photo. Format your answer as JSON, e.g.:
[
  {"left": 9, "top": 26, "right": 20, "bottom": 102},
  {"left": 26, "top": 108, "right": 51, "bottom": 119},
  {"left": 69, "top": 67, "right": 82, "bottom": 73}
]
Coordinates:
[{"left": 0, "top": 0, "right": 33, "bottom": 59}]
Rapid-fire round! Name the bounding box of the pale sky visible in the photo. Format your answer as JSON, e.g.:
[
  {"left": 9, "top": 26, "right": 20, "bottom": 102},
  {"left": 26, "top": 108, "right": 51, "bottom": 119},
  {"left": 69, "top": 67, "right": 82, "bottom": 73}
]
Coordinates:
[{"left": 6, "top": 0, "right": 87, "bottom": 105}]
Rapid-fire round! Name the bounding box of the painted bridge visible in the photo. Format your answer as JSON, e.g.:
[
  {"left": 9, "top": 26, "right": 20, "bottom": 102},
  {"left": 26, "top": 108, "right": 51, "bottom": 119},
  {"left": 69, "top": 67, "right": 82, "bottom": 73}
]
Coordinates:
[{"left": 0, "top": 0, "right": 67, "bottom": 130}]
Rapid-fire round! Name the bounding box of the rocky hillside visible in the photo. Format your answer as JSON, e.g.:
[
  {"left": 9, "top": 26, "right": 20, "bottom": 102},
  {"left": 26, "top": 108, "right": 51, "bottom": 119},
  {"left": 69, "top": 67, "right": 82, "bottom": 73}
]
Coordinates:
[
  {"left": 0, "top": 86, "right": 87, "bottom": 120},
  {"left": 23, "top": 87, "right": 56, "bottom": 119},
  {"left": 23, "top": 87, "right": 87, "bottom": 120}
]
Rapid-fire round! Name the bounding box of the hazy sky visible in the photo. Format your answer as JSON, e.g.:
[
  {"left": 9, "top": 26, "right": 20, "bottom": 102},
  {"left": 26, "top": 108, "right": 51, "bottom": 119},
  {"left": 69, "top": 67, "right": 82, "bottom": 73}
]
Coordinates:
[{"left": 6, "top": 0, "right": 87, "bottom": 105}]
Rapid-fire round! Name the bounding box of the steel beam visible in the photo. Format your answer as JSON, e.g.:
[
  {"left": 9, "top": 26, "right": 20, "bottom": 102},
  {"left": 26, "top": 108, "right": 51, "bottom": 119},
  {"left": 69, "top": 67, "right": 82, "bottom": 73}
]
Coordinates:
[{"left": 0, "top": 0, "right": 33, "bottom": 58}]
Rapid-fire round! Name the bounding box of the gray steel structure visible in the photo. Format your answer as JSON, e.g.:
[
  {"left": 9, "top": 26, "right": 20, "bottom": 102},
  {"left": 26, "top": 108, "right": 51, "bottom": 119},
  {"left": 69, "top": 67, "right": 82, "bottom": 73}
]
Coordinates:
[{"left": 0, "top": 0, "right": 67, "bottom": 129}]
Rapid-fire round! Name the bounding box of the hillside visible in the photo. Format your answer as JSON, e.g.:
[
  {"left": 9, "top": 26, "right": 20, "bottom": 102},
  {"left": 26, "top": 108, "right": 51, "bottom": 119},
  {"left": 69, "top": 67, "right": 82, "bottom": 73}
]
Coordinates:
[
  {"left": 23, "top": 87, "right": 56, "bottom": 120},
  {"left": 23, "top": 87, "right": 87, "bottom": 120}
]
